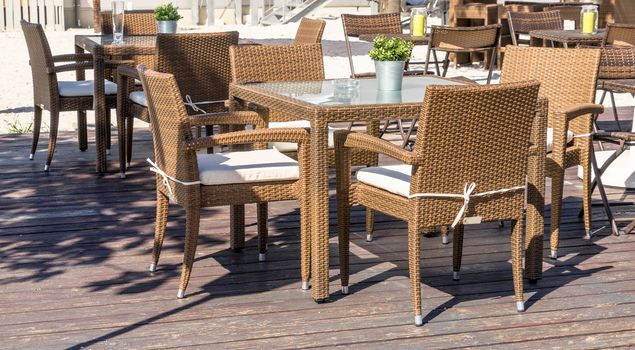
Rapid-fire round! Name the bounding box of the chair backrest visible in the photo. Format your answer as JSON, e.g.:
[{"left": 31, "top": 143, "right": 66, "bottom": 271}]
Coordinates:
[
  {"left": 20, "top": 21, "right": 57, "bottom": 109},
  {"left": 596, "top": 46, "right": 635, "bottom": 80},
  {"left": 100, "top": 10, "right": 157, "bottom": 35},
  {"left": 229, "top": 43, "right": 325, "bottom": 83},
  {"left": 501, "top": 46, "right": 600, "bottom": 136},
  {"left": 411, "top": 81, "right": 540, "bottom": 204},
  {"left": 154, "top": 32, "right": 239, "bottom": 113},
  {"left": 604, "top": 23, "right": 635, "bottom": 47},
  {"left": 544, "top": 6, "right": 582, "bottom": 29},
  {"left": 429, "top": 24, "right": 500, "bottom": 50},
  {"left": 508, "top": 10, "right": 563, "bottom": 45},
  {"left": 293, "top": 17, "right": 326, "bottom": 44},
  {"left": 137, "top": 66, "right": 199, "bottom": 203},
  {"left": 341, "top": 13, "right": 402, "bottom": 76}
]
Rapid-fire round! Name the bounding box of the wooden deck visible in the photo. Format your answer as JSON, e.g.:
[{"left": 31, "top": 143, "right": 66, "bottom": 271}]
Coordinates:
[{"left": 1, "top": 110, "right": 634, "bottom": 349}]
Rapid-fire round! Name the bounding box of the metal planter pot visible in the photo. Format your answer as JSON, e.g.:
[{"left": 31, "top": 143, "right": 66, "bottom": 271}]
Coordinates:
[
  {"left": 374, "top": 60, "right": 405, "bottom": 91},
  {"left": 157, "top": 20, "right": 178, "bottom": 34}
]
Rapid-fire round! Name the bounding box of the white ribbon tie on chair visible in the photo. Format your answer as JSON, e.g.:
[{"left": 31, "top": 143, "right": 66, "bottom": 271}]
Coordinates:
[
  {"left": 184, "top": 95, "right": 225, "bottom": 114},
  {"left": 147, "top": 158, "right": 201, "bottom": 202},
  {"left": 408, "top": 182, "right": 526, "bottom": 228}
]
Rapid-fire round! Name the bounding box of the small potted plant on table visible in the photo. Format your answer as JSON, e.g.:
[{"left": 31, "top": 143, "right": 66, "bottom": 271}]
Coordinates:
[
  {"left": 369, "top": 35, "right": 414, "bottom": 91},
  {"left": 155, "top": 3, "right": 183, "bottom": 34}
]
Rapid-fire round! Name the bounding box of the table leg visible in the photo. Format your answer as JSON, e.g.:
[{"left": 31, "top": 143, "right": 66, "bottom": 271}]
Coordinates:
[
  {"left": 93, "top": 50, "right": 108, "bottom": 174},
  {"left": 310, "top": 119, "right": 330, "bottom": 302}
]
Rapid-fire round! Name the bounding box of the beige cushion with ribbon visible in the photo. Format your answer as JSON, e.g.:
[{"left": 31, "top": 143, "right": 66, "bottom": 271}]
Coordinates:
[
  {"left": 197, "top": 149, "right": 299, "bottom": 185},
  {"left": 58, "top": 80, "right": 117, "bottom": 97}
]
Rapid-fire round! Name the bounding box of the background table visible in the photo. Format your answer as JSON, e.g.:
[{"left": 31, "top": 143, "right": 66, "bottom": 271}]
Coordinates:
[
  {"left": 529, "top": 29, "right": 606, "bottom": 48},
  {"left": 229, "top": 76, "right": 546, "bottom": 301},
  {"left": 75, "top": 34, "right": 155, "bottom": 173}
]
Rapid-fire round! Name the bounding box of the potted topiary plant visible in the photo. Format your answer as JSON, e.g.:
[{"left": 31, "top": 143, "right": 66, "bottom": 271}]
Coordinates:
[
  {"left": 154, "top": 3, "right": 182, "bottom": 34},
  {"left": 368, "top": 35, "right": 414, "bottom": 91}
]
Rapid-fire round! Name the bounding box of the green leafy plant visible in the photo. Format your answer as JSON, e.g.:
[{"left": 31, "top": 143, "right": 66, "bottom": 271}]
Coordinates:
[
  {"left": 368, "top": 35, "right": 414, "bottom": 61},
  {"left": 4, "top": 118, "right": 33, "bottom": 135},
  {"left": 154, "top": 3, "right": 183, "bottom": 21}
]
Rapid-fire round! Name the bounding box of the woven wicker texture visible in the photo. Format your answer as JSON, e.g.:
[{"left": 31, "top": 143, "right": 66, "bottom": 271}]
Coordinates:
[
  {"left": 336, "top": 81, "right": 541, "bottom": 325},
  {"left": 293, "top": 17, "right": 326, "bottom": 44},
  {"left": 508, "top": 10, "right": 563, "bottom": 46},
  {"left": 605, "top": 23, "right": 635, "bottom": 47},
  {"left": 117, "top": 32, "right": 239, "bottom": 177},
  {"left": 21, "top": 20, "right": 116, "bottom": 171},
  {"left": 100, "top": 10, "right": 157, "bottom": 71},
  {"left": 501, "top": 46, "right": 602, "bottom": 258},
  {"left": 544, "top": 6, "right": 583, "bottom": 29},
  {"left": 597, "top": 46, "right": 635, "bottom": 80},
  {"left": 138, "top": 66, "right": 311, "bottom": 298}
]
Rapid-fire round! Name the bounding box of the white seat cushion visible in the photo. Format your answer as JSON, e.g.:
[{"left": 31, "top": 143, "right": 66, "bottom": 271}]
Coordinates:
[
  {"left": 58, "top": 80, "right": 117, "bottom": 97},
  {"left": 356, "top": 164, "right": 412, "bottom": 197},
  {"left": 197, "top": 149, "right": 299, "bottom": 185},
  {"left": 129, "top": 91, "right": 147, "bottom": 107},
  {"left": 546, "top": 128, "right": 575, "bottom": 152},
  {"left": 269, "top": 120, "right": 337, "bottom": 152}
]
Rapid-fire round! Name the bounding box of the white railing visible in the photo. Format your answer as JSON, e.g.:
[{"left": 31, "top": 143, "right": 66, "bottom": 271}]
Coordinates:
[{"left": 1, "top": 0, "right": 65, "bottom": 31}]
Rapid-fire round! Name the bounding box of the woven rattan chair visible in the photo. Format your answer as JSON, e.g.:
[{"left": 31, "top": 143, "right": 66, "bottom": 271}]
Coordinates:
[
  {"left": 293, "top": 17, "right": 326, "bottom": 44},
  {"left": 595, "top": 46, "right": 635, "bottom": 131},
  {"left": 100, "top": 9, "right": 157, "bottom": 70},
  {"left": 508, "top": 10, "right": 563, "bottom": 46},
  {"left": 21, "top": 20, "right": 117, "bottom": 171},
  {"left": 335, "top": 81, "right": 542, "bottom": 326},
  {"left": 117, "top": 32, "right": 239, "bottom": 178},
  {"left": 604, "top": 23, "right": 635, "bottom": 47},
  {"left": 501, "top": 46, "right": 603, "bottom": 259},
  {"left": 544, "top": 6, "right": 583, "bottom": 29},
  {"left": 424, "top": 24, "right": 501, "bottom": 84},
  {"left": 138, "top": 66, "right": 311, "bottom": 298}
]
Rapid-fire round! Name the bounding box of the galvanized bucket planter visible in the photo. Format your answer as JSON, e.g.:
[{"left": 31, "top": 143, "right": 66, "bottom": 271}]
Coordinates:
[
  {"left": 374, "top": 60, "right": 405, "bottom": 91},
  {"left": 157, "top": 20, "right": 177, "bottom": 33}
]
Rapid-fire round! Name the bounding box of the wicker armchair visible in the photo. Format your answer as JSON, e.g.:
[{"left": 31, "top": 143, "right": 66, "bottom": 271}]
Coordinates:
[
  {"left": 424, "top": 24, "right": 501, "bottom": 84},
  {"left": 604, "top": 23, "right": 635, "bottom": 47},
  {"left": 21, "top": 20, "right": 117, "bottom": 171},
  {"left": 508, "top": 10, "right": 563, "bottom": 46},
  {"left": 335, "top": 81, "right": 542, "bottom": 326},
  {"left": 116, "top": 32, "right": 239, "bottom": 178},
  {"left": 293, "top": 17, "right": 326, "bottom": 44},
  {"left": 544, "top": 6, "right": 583, "bottom": 29},
  {"left": 501, "top": 46, "right": 603, "bottom": 259},
  {"left": 138, "top": 66, "right": 311, "bottom": 298},
  {"left": 595, "top": 46, "right": 635, "bottom": 131}
]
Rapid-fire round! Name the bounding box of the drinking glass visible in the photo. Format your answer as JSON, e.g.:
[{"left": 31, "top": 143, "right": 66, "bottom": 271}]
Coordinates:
[
  {"left": 112, "top": 1, "right": 125, "bottom": 45},
  {"left": 580, "top": 5, "right": 598, "bottom": 35}
]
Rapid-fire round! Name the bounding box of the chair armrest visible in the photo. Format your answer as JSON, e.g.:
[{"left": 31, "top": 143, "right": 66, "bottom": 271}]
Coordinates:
[
  {"left": 105, "top": 59, "right": 135, "bottom": 69},
  {"left": 558, "top": 103, "right": 605, "bottom": 121},
  {"left": 185, "top": 127, "right": 309, "bottom": 150},
  {"left": 53, "top": 53, "right": 93, "bottom": 62},
  {"left": 188, "top": 111, "right": 265, "bottom": 128},
  {"left": 335, "top": 131, "right": 413, "bottom": 164},
  {"left": 117, "top": 65, "right": 140, "bottom": 80},
  {"left": 594, "top": 131, "right": 635, "bottom": 142},
  {"left": 48, "top": 61, "right": 94, "bottom": 74}
]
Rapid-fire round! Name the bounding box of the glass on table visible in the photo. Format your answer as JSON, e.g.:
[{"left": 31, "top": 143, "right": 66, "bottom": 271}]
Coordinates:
[
  {"left": 580, "top": 5, "right": 598, "bottom": 35},
  {"left": 410, "top": 8, "right": 427, "bottom": 37},
  {"left": 112, "top": 1, "right": 126, "bottom": 44}
]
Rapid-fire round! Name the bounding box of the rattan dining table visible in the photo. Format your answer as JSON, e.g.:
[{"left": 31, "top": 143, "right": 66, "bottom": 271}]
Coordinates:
[
  {"left": 529, "top": 29, "right": 606, "bottom": 48},
  {"left": 229, "top": 76, "right": 547, "bottom": 301},
  {"left": 75, "top": 34, "right": 156, "bottom": 173}
]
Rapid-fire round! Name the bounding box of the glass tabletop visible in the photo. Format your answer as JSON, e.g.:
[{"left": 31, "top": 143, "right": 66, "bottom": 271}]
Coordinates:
[
  {"left": 245, "top": 76, "right": 464, "bottom": 107},
  {"left": 81, "top": 35, "right": 157, "bottom": 47}
]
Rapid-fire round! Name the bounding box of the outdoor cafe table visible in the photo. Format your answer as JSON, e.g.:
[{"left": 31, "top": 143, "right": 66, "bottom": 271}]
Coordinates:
[
  {"left": 229, "top": 76, "right": 546, "bottom": 301},
  {"left": 529, "top": 29, "right": 606, "bottom": 48},
  {"left": 358, "top": 33, "right": 430, "bottom": 45},
  {"left": 75, "top": 34, "right": 156, "bottom": 174}
]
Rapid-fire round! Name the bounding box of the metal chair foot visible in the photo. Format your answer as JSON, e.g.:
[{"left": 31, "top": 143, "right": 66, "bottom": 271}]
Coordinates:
[
  {"left": 176, "top": 289, "right": 185, "bottom": 299},
  {"left": 366, "top": 233, "right": 373, "bottom": 242},
  {"left": 583, "top": 229, "right": 592, "bottom": 240},
  {"left": 442, "top": 235, "right": 449, "bottom": 245},
  {"left": 341, "top": 285, "right": 349, "bottom": 294},
  {"left": 301, "top": 281, "right": 310, "bottom": 290},
  {"left": 550, "top": 249, "right": 558, "bottom": 259},
  {"left": 414, "top": 315, "right": 423, "bottom": 326},
  {"left": 120, "top": 171, "right": 126, "bottom": 179},
  {"left": 452, "top": 271, "right": 460, "bottom": 281},
  {"left": 44, "top": 165, "right": 50, "bottom": 172},
  {"left": 29, "top": 153, "right": 34, "bottom": 160},
  {"left": 516, "top": 301, "right": 525, "bottom": 312},
  {"left": 149, "top": 263, "right": 156, "bottom": 272},
  {"left": 258, "top": 253, "right": 266, "bottom": 262}
]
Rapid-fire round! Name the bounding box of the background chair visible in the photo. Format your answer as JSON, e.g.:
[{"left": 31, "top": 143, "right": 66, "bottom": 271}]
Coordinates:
[
  {"left": 544, "top": 6, "right": 583, "bottom": 29},
  {"left": 595, "top": 46, "right": 635, "bottom": 131},
  {"left": 335, "top": 81, "right": 541, "bottom": 326},
  {"left": 138, "top": 66, "right": 311, "bottom": 298},
  {"left": 508, "top": 10, "right": 563, "bottom": 46},
  {"left": 604, "top": 23, "right": 635, "bottom": 47},
  {"left": 117, "top": 32, "right": 239, "bottom": 178},
  {"left": 293, "top": 17, "right": 326, "bottom": 44},
  {"left": 424, "top": 24, "right": 501, "bottom": 84},
  {"left": 21, "top": 20, "right": 117, "bottom": 171},
  {"left": 501, "top": 46, "right": 603, "bottom": 259}
]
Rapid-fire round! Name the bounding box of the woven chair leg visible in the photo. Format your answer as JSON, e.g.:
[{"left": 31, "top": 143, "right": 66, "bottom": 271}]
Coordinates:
[
  {"left": 257, "top": 202, "right": 268, "bottom": 262},
  {"left": 440, "top": 225, "right": 450, "bottom": 245},
  {"left": 549, "top": 172, "right": 565, "bottom": 259},
  {"left": 608, "top": 91, "right": 623, "bottom": 131},
  {"left": 452, "top": 224, "right": 464, "bottom": 281},
  {"left": 432, "top": 50, "right": 441, "bottom": 76},
  {"left": 205, "top": 125, "right": 214, "bottom": 154},
  {"left": 299, "top": 190, "right": 311, "bottom": 290},
  {"left": 106, "top": 109, "right": 112, "bottom": 152},
  {"left": 511, "top": 218, "right": 525, "bottom": 312},
  {"left": 30, "top": 105, "right": 42, "bottom": 160},
  {"left": 486, "top": 48, "right": 496, "bottom": 85},
  {"left": 116, "top": 107, "right": 126, "bottom": 178},
  {"left": 230, "top": 205, "right": 246, "bottom": 252},
  {"left": 441, "top": 57, "right": 450, "bottom": 78},
  {"left": 77, "top": 111, "right": 88, "bottom": 152},
  {"left": 126, "top": 116, "right": 134, "bottom": 168},
  {"left": 177, "top": 207, "right": 201, "bottom": 299},
  {"left": 44, "top": 110, "right": 59, "bottom": 172},
  {"left": 581, "top": 163, "right": 593, "bottom": 240},
  {"left": 365, "top": 208, "right": 375, "bottom": 242},
  {"left": 337, "top": 200, "right": 351, "bottom": 295},
  {"left": 408, "top": 222, "right": 423, "bottom": 326},
  {"left": 150, "top": 191, "right": 169, "bottom": 272}
]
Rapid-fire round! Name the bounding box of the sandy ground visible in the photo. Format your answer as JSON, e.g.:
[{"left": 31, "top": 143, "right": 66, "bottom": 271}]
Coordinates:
[{"left": 0, "top": 15, "right": 632, "bottom": 134}]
